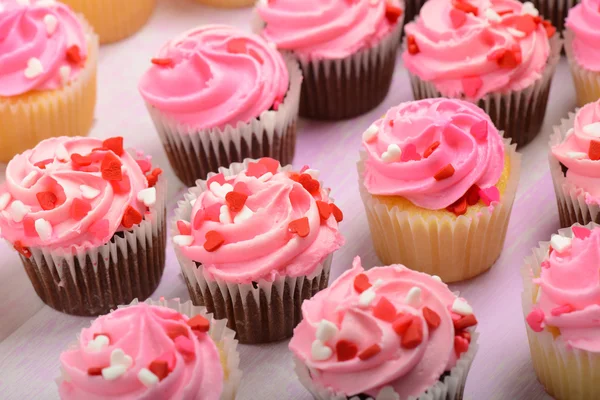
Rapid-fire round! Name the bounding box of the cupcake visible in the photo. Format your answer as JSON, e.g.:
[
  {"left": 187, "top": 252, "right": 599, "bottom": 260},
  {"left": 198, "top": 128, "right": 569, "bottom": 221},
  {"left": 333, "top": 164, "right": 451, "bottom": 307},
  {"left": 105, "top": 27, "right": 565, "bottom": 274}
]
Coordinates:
[
  {"left": 522, "top": 223, "right": 600, "bottom": 400},
  {"left": 290, "top": 256, "right": 479, "bottom": 400},
  {"left": 565, "top": 0, "right": 600, "bottom": 107},
  {"left": 58, "top": 299, "right": 241, "bottom": 400},
  {"left": 403, "top": 0, "right": 561, "bottom": 148},
  {"left": 139, "top": 25, "right": 301, "bottom": 188},
  {"left": 525, "top": 0, "right": 579, "bottom": 34},
  {"left": 549, "top": 100, "right": 600, "bottom": 228},
  {"left": 254, "top": 0, "right": 404, "bottom": 120},
  {"left": 358, "top": 98, "right": 521, "bottom": 283},
  {"left": 58, "top": 0, "right": 155, "bottom": 44},
  {"left": 0, "top": 0, "right": 98, "bottom": 163},
  {"left": 172, "top": 157, "right": 345, "bottom": 344},
  {"left": 194, "top": 0, "right": 255, "bottom": 7},
  {"left": 0, "top": 136, "right": 167, "bottom": 316}
]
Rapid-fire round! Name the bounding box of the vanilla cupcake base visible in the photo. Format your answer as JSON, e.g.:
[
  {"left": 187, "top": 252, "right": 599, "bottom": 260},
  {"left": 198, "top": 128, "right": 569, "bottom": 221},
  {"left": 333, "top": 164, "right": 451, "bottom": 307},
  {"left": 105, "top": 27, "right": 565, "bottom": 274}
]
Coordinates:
[
  {"left": 565, "top": 29, "right": 600, "bottom": 108},
  {"left": 0, "top": 18, "right": 98, "bottom": 164},
  {"left": 522, "top": 223, "right": 600, "bottom": 400}
]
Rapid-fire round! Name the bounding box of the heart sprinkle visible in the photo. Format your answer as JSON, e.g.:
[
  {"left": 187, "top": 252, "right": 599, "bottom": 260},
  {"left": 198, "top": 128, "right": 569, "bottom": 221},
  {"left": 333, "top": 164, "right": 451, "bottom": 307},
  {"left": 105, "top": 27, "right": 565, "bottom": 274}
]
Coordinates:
[
  {"left": 434, "top": 164, "right": 455, "bottom": 181},
  {"left": 151, "top": 58, "right": 174, "bottom": 67},
  {"left": 373, "top": 297, "right": 397, "bottom": 322},
  {"left": 353, "top": 273, "right": 371, "bottom": 293},
  {"left": 289, "top": 217, "right": 310, "bottom": 238},
  {"left": 37, "top": 191, "right": 58, "bottom": 210},
  {"left": 122, "top": 206, "right": 143, "bottom": 229},
  {"left": 336, "top": 339, "right": 359, "bottom": 362},
  {"left": 358, "top": 344, "right": 382, "bottom": 361},
  {"left": 204, "top": 230, "right": 225, "bottom": 252}
]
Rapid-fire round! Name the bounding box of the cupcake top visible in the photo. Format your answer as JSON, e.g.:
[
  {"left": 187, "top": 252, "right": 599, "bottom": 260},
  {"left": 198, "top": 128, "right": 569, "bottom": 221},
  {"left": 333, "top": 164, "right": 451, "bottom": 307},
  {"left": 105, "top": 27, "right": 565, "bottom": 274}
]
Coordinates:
[
  {"left": 403, "top": 0, "right": 555, "bottom": 100},
  {"left": 289, "top": 257, "right": 478, "bottom": 398},
  {"left": 58, "top": 303, "right": 223, "bottom": 400},
  {"left": 255, "top": 0, "right": 403, "bottom": 60},
  {"left": 0, "top": 0, "right": 90, "bottom": 97},
  {"left": 526, "top": 225, "right": 600, "bottom": 352},
  {"left": 174, "top": 158, "right": 345, "bottom": 284},
  {"left": 0, "top": 136, "right": 162, "bottom": 254},
  {"left": 361, "top": 98, "right": 505, "bottom": 211},
  {"left": 565, "top": 0, "right": 600, "bottom": 72},
  {"left": 551, "top": 100, "right": 600, "bottom": 204},
  {"left": 138, "top": 24, "right": 289, "bottom": 130}
]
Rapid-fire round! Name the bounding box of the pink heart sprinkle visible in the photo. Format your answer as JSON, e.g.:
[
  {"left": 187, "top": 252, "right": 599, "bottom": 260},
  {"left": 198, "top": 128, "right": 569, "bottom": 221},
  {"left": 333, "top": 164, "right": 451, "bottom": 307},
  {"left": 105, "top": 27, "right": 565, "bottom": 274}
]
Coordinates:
[
  {"left": 136, "top": 159, "right": 152, "bottom": 174},
  {"left": 462, "top": 76, "right": 483, "bottom": 98},
  {"left": 526, "top": 308, "right": 544, "bottom": 332},
  {"left": 174, "top": 336, "right": 196, "bottom": 360},
  {"left": 541, "top": 260, "right": 551, "bottom": 269},
  {"left": 470, "top": 120, "right": 488, "bottom": 140},
  {"left": 206, "top": 173, "right": 225, "bottom": 189},
  {"left": 177, "top": 220, "right": 192, "bottom": 236},
  {"left": 551, "top": 304, "right": 574, "bottom": 317},
  {"left": 450, "top": 8, "right": 467, "bottom": 29},
  {"left": 478, "top": 186, "right": 500, "bottom": 206},
  {"left": 401, "top": 144, "right": 421, "bottom": 162},
  {"left": 89, "top": 219, "right": 109, "bottom": 240},
  {"left": 226, "top": 38, "right": 248, "bottom": 54},
  {"left": 299, "top": 165, "right": 310, "bottom": 173},
  {"left": 233, "top": 181, "right": 251, "bottom": 196},
  {"left": 572, "top": 226, "right": 591, "bottom": 240}
]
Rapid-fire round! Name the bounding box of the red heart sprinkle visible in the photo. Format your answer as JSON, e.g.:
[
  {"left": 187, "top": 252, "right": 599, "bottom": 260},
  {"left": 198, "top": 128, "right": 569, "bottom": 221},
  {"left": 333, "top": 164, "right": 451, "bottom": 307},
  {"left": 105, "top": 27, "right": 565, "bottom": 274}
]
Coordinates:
[
  {"left": 423, "top": 141, "right": 441, "bottom": 158},
  {"left": 233, "top": 182, "right": 251, "bottom": 196},
  {"left": 34, "top": 159, "right": 53, "bottom": 169},
  {"left": 385, "top": 3, "right": 403, "bottom": 24},
  {"left": 289, "top": 217, "right": 310, "bottom": 238},
  {"left": 151, "top": 58, "right": 174, "bottom": 67},
  {"left": 462, "top": 75, "right": 483, "bottom": 98},
  {"left": 353, "top": 273, "right": 371, "bottom": 293},
  {"left": 71, "top": 153, "right": 92, "bottom": 167},
  {"left": 146, "top": 168, "right": 163, "bottom": 187},
  {"left": 37, "top": 191, "right": 58, "bottom": 210},
  {"left": 316, "top": 201, "right": 332, "bottom": 220},
  {"left": 101, "top": 152, "right": 123, "bottom": 181},
  {"left": 246, "top": 162, "right": 269, "bottom": 178},
  {"left": 401, "top": 143, "right": 421, "bottom": 162},
  {"left": 330, "top": 203, "right": 343, "bottom": 222},
  {"left": 401, "top": 317, "right": 424, "bottom": 349},
  {"left": 207, "top": 173, "right": 226, "bottom": 188},
  {"left": 204, "top": 230, "right": 225, "bottom": 252},
  {"left": 122, "top": 206, "right": 143, "bottom": 229},
  {"left": 392, "top": 314, "right": 414, "bottom": 336},
  {"left": 226, "top": 191, "right": 248, "bottom": 213},
  {"left": 70, "top": 198, "right": 91, "bottom": 220},
  {"left": 454, "top": 335, "right": 469, "bottom": 356},
  {"left": 102, "top": 137, "right": 124, "bottom": 156},
  {"left": 454, "top": 314, "right": 478, "bottom": 330},
  {"left": 336, "top": 339, "right": 358, "bottom": 362},
  {"left": 589, "top": 140, "right": 600, "bottom": 160},
  {"left": 422, "top": 307, "right": 441, "bottom": 329},
  {"left": 111, "top": 175, "right": 131, "bottom": 195},
  {"left": 497, "top": 49, "right": 521, "bottom": 68},
  {"left": 14, "top": 241, "right": 31, "bottom": 258},
  {"left": 149, "top": 360, "right": 170, "bottom": 381},
  {"left": 299, "top": 174, "right": 320, "bottom": 195},
  {"left": 358, "top": 344, "right": 382, "bottom": 361},
  {"left": 408, "top": 42, "right": 420, "bottom": 55},
  {"left": 89, "top": 219, "right": 109, "bottom": 239},
  {"left": 227, "top": 38, "right": 248, "bottom": 54},
  {"left": 466, "top": 184, "right": 481, "bottom": 205},
  {"left": 450, "top": 8, "right": 467, "bottom": 28},
  {"left": 187, "top": 315, "right": 210, "bottom": 332},
  {"left": 167, "top": 324, "right": 188, "bottom": 340},
  {"left": 373, "top": 297, "right": 397, "bottom": 322},
  {"left": 514, "top": 15, "right": 537, "bottom": 35},
  {"left": 258, "top": 157, "right": 280, "bottom": 174},
  {"left": 177, "top": 220, "right": 192, "bottom": 236},
  {"left": 407, "top": 34, "right": 417, "bottom": 45},
  {"left": 470, "top": 120, "right": 488, "bottom": 140},
  {"left": 23, "top": 217, "right": 36, "bottom": 237},
  {"left": 136, "top": 159, "right": 152, "bottom": 174},
  {"left": 452, "top": 0, "right": 478, "bottom": 15},
  {"left": 447, "top": 196, "right": 467, "bottom": 216},
  {"left": 572, "top": 226, "right": 591, "bottom": 240},
  {"left": 87, "top": 367, "right": 104, "bottom": 376},
  {"left": 434, "top": 164, "right": 455, "bottom": 181},
  {"left": 156, "top": 351, "right": 177, "bottom": 371},
  {"left": 66, "top": 45, "right": 83, "bottom": 64},
  {"left": 551, "top": 304, "right": 574, "bottom": 316}
]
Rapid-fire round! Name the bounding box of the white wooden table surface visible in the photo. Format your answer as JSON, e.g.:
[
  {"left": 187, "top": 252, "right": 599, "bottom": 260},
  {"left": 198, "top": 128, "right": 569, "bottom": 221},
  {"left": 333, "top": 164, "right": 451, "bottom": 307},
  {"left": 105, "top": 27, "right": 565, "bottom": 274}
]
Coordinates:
[{"left": 0, "top": 1, "right": 571, "bottom": 398}]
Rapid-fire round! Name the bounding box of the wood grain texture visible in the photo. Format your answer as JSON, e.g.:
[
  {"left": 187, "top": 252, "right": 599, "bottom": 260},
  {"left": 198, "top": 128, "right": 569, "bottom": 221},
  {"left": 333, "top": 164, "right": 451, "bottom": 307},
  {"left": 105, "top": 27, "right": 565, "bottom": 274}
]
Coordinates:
[{"left": 0, "top": 1, "right": 571, "bottom": 399}]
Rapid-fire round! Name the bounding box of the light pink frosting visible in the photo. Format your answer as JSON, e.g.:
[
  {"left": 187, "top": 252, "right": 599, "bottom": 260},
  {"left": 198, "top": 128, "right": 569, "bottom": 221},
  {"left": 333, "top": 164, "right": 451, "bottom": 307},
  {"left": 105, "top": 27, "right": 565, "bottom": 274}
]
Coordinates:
[
  {"left": 528, "top": 227, "right": 600, "bottom": 352},
  {"left": 256, "top": 0, "right": 402, "bottom": 60},
  {"left": 0, "top": 136, "right": 152, "bottom": 250},
  {"left": 566, "top": 0, "right": 600, "bottom": 72},
  {"left": 289, "top": 257, "right": 477, "bottom": 398},
  {"left": 552, "top": 100, "right": 600, "bottom": 204},
  {"left": 403, "top": 0, "right": 551, "bottom": 100},
  {"left": 139, "top": 24, "right": 289, "bottom": 130},
  {"left": 177, "top": 159, "right": 344, "bottom": 284},
  {"left": 58, "top": 304, "right": 223, "bottom": 400},
  {"left": 362, "top": 98, "right": 505, "bottom": 209},
  {"left": 0, "top": 0, "right": 89, "bottom": 97}
]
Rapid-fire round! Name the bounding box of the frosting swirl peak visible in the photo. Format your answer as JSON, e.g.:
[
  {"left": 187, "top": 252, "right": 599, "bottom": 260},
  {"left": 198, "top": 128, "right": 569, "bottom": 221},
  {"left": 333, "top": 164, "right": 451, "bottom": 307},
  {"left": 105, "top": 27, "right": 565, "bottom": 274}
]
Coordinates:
[{"left": 566, "top": 0, "right": 600, "bottom": 72}]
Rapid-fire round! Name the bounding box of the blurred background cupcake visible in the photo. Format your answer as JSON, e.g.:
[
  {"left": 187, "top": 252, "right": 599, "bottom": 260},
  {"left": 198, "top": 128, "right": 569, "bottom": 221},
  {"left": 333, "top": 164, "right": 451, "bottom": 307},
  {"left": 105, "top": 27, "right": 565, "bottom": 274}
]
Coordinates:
[
  {"left": 139, "top": 25, "right": 301, "bottom": 187},
  {"left": 565, "top": 0, "right": 600, "bottom": 107},
  {"left": 194, "top": 0, "right": 255, "bottom": 7},
  {"left": 172, "top": 158, "right": 344, "bottom": 343},
  {"left": 291, "top": 256, "right": 479, "bottom": 400},
  {"left": 358, "top": 98, "right": 520, "bottom": 282},
  {"left": 254, "top": 0, "right": 404, "bottom": 120},
  {"left": 0, "top": 0, "right": 98, "bottom": 163},
  {"left": 58, "top": 0, "right": 156, "bottom": 44},
  {"left": 549, "top": 99, "right": 600, "bottom": 227},
  {"left": 522, "top": 223, "right": 600, "bottom": 400},
  {"left": 58, "top": 299, "right": 241, "bottom": 400},
  {"left": 0, "top": 136, "right": 167, "bottom": 315},
  {"left": 403, "top": 0, "right": 561, "bottom": 148},
  {"left": 524, "top": 0, "right": 579, "bottom": 35}
]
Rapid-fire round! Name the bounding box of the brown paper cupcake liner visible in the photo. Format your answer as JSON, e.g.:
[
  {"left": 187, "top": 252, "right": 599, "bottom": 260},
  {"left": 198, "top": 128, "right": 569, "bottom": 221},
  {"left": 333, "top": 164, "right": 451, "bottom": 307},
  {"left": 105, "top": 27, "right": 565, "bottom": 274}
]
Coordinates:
[
  {"left": 15, "top": 176, "right": 167, "bottom": 316},
  {"left": 408, "top": 35, "right": 561, "bottom": 148},
  {"left": 522, "top": 0, "right": 579, "bottom": 34},
  {"left": 146, "top": 55, "right": 302, "bottom": 188},
  {"left": 403, "top": 0, "right": 427, "bottom": 35},
  {"left": 564, "top": 29, "right": 600, "bottom": 108}
]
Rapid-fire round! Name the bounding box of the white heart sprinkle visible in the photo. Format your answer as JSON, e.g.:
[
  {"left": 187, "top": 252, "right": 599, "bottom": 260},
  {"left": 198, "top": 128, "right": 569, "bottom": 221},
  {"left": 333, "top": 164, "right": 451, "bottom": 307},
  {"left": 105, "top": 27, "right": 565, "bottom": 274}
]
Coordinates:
[
  {"left": 110, "top": 349, "right": 133, "bottom": 368},
  {"left": 0, "top": 193, "right": 11, "bottom": 211},
  {"left": 583, "top": 122, "right": 600, "bottom": 137},
  {"left": 315, "top": 319, "right": 338, "bottom": 343},
  {"left": 102, "top": 365, "right": 127, "bottom": 381},
  {"left": 24, "top": 57, "right": 44, "bottom": 79},
  {"left": 507, "top": 27, "right": 525, "bottom": 38},
  {"left": 16, "top": 0, "right": 30, "bottom": 5},
  {"left": 219, "top": 205, "right": 232, "bottom": 224},
  {"left": 137, "top": 187, "right": 156, "bottom": 207},
  {"left": 373, "top": 278, "right": 385, "bottom": 289},
  {"left": 566, "top": 151, "right": 587, "bottom": 160},
  {"left": 21, "top": 171, "right": 39, "bottom": 188},
  {"left": 362, "top": 124, "right": 379, "bottom": 143},
  {"left": 358, "top": 287, "right": 377, "bottom": 308},
  {"left": 550, "top": 234, "right": 572, "bottom": 253},
  {"left": 209, "top": 182, "right": 233, "bottom": 199},
  {"left": 9, "top": 201, "right": 29, "bottom": 223},
  {"left": 376, "top": 386, "right": 400, "bottom": 400},
  {"left": 258, "top": 172, "right": 274, "bottom": 182},
  {"left": 35, "top": 218, "right": 52, "bottom": 241},
  {"left": 381, "top": 144, "right": 401, "bottom": 163},
  {"left": 80, "top": 185, "right": 100, "bottom": 200},
  {"left": 86, "top": 334, "right": 109, "bottom": 352},
  {"left": 59, "top": 65, "right": 71, "bottom": 85},
  {"left": 484, "top": 8, "right": 501, "bottom": 23},
  {"left": 173, "top": 235, "right": 194, "bottom": 247},
  {"left": 189, "top": 198, "right": 197, "bottom": 207},
  {"left": 405, "top": 287, "right": 422, "bottom": 307},
  {"left": 55, "top": 144, "right": 69, "bottom": 161},
  {"left": 431, "top": 275, "right": 442, "bottom": 282},
  {"left": 521, "top": 1, "right": 539, "bottom": 16},
  {"left": 233, "top": 205, "right": 253, "bottom": 223},
  {"left": 452, "top": 298, "right": 474, "bottom": 316},
  {"left": 138, "top": 368, "right": 159, "bottom": 388},
  {"left": 304, "top": 169, "right": 320, "bottom": 180},
  {"left": 43, "top": 14, "right": 57, "bottom": 35},
  {"left": 311, "top": 340, "right": 333, "bottom": 361}
]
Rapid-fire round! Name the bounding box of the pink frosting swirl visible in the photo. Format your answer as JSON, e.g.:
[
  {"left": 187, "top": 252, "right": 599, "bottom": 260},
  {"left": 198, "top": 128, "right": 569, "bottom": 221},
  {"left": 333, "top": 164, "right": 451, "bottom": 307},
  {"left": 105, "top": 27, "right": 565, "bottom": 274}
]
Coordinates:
[
  {"left": 289, "top": 257, "right": 477, "bottom": 398},
  {"left": 0, "top": 0, "right": 89, "bottom": 97},
  {"left": 551, "top": 100, "right": 600, "bottom": 204},
  {"left": 176, "top": 159, "right": 344, "bottom": 284},
  {"left": 138, "top": 24, "right": 289, "bottom": 130},
  {"left": 566, "top": 0, "right": 600, "bottom": 72},
  {"left": 403, "top": 0, "right": 552, "bottom": 100},
  {"left": 527, "top": 227, "right": 600, "bottom": 352},
  {"left": 362, "top": 98, "right": 505, "bottom": 209},
  {"left": 256, "top": 0, "right": 402, "bottom": 60},
  {"left": 0, "top": 136, "right": 154, "bottom": 250},
  {"left": 58, "top": 304, "right": 223, "bottom": 400}
]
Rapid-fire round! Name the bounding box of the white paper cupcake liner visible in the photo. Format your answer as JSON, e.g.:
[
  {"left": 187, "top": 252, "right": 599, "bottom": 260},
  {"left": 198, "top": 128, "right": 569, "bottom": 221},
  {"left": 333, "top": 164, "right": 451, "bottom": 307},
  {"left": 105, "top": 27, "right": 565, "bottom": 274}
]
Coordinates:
[
  {"left": 564, "top": 29, "right": 600, "bottom": 108},
  {"left": 294, "top": 332, "right": 479, "bottom": 400},
  {"left": 16, "top": 172, "right": 167, "bottom": 316},
  {"left": 172, "top": 158, "right": 336, "bottom": 343},
  {"left": 521, "top": 222, "right": 600, "bottom": 400},
  {"left": 357, "top": 137, "right": 521, "bottom": 283},
  {"left": 145, "top": 55, "right": 302, "bottom": 187},
  {"left": 408, "top": 35, "right": 562, "bottom": 148}
]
